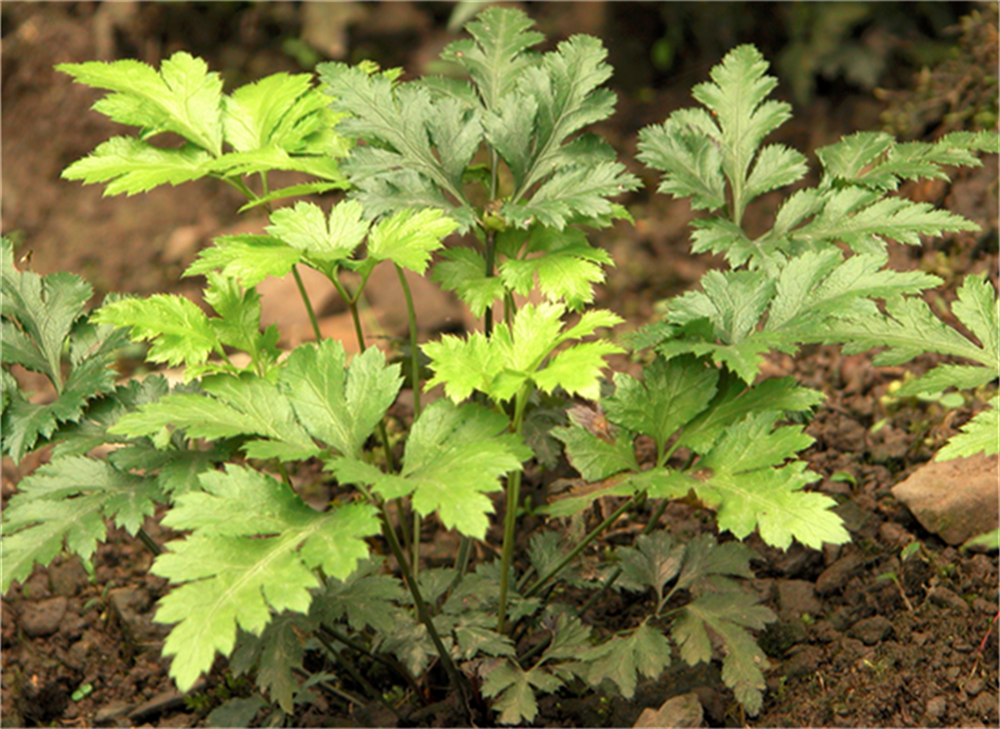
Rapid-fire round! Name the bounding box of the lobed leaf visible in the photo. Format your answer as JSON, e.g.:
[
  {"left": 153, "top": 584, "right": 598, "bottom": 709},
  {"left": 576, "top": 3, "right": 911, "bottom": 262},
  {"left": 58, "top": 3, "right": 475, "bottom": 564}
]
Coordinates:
[{"left": 154, "top": 465, "right": 379, "bottom": 691}]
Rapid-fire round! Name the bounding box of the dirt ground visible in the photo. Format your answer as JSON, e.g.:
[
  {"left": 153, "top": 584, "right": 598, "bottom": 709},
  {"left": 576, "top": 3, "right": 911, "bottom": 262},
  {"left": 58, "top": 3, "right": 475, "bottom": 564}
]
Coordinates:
[{"left": 1, "top": 3, "right": 998, "bottom": 728}]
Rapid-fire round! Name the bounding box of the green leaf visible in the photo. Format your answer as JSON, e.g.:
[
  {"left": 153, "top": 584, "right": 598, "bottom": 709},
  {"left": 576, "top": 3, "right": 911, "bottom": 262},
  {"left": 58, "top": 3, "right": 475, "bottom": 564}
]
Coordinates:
[
  {"left": 153, "top": 465, "right": 379, "bottom": 692},
  {"left": 431, "top": 247, "right": 507, "bottom": 317},
  {"left": 582, "top": 620, "right": 672, "bottom": 698},
  {"left": 615, "top": 532, "right": 686, "bottom": 602},
  {"left": 266, "top": 200, "right": 369, "bottom": 260},
  {"left": 603, "top": 355, "right": 718, "bottom": 454},
  {"left": 222, "top": 72, "right": 328, "bottom": 152},
  {"left": 368, "top": 207, "right": 459, "bottom": 274},
  {"left": 552, "top": 417, "right": 638, "bottom": 482},
  {"left": 936, "top": 397, "right": 999, "bottom": 460},
  {"left": 2, "top": 242, "right": 92, "bottom": 382},
  {"left": 280, "top": 340, "right": 402, "bottom": 458},
  {"left": 231, "top": 613, "right": 316, "bottom": 714},
  {"left": 482, "top": 660, "right": 561, "bottom": 726},
  {"left": 499, "top": 241, "right": 611, "bottom": 310},
  {"left": 693, "top": 414, "right": 849, "bottom": 549},
  {"left": 424, "top": 302, "right": 622, "bottom": 404},
  {"left": 672, "top": 589, "right": 774, "bottom": 716},
  {"left": 111, "top": 374, "right": 321, "bottom": 462},
  {"left": 441, "top": 7, "right": 544, "bottom": 110},
  {"left": 61, "top": 137, "right": 215, "bottom": 196},
  {"left": 58, "top": 52, "right": 224, "bottom": 155},
  {"left": 1, "top": 457, "right": 163, "bottom": 591},
  {"left": 93, "top": 294, "right": 218, "bottom": 369},
  {"left": 329, "top": 400, "right": 530, "bottom": 539},
  {"left": 636, "top": 117, "right": 727, "bottom": 212},
  {"left": 185, "top": 235, "right": 302, "bottom": 288},
  {"left": 315, "top": 559, "right": 407, "bottom": 635},
  {"left": 678, "top": 375, "right": 824, "bottom": 454}
]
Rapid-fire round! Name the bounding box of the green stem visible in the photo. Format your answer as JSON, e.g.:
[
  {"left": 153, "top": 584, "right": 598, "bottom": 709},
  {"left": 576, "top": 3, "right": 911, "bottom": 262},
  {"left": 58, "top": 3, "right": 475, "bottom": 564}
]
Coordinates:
[
  {"left": 449, "top": 537, "right": 473, "bottom": 592},
  {"left": 315, "top": 630, "right": 405, "bottom": 721},
  {"left": 483, "top": 229, "right": 497, "bottom": 337},
  {"left": 378, "top": 504, "right": 474, "bottom": 717},
  {"left": 497, "top": 384, "right": 532, "bottom": 633},
  {"left": 524, "top": 496, "right": 635, "bottom": 599},
  {"left": 394, "top": 264, "right": 422, "bottom": 418},
  {"left": 292, "top": 265, "right": 323, "bottom": 342}
]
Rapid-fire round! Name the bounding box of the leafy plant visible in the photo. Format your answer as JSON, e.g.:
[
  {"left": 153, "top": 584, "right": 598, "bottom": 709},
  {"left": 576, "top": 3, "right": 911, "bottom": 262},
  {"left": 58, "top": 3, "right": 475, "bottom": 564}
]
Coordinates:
[{"left": 2, "top": 10, "right": 995, "bottom": 726}]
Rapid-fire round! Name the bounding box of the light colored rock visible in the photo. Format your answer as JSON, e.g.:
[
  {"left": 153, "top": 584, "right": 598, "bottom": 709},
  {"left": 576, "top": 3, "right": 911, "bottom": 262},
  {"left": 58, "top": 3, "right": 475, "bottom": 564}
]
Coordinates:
[
  {"left": 19, "top": 596, "right": 67, "bottom": 637},
  {"left": 633, "top": 692, "right": 704, "bottom": 728},
  {"left": 892, "top": 453, "right": 999, "bottom": 546}
]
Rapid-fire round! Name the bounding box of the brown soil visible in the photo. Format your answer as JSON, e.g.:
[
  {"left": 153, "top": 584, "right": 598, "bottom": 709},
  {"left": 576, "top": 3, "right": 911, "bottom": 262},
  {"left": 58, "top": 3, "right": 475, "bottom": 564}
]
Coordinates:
[{"left": 2, "top": 3, "right": 997, "bottom": 728}]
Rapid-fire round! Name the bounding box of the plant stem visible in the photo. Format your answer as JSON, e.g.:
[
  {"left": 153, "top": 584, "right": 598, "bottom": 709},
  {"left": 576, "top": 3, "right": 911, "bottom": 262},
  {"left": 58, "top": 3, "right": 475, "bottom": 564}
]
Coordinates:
[
  {"left": 449, "top": 536, "right": 473, "bottom": 591},
  {"left": 292, "top": 265, "right": 323, "bottom": 342},
  {"left": 497, "top": 384, "right": 532, "bottom": 633},
  {"left": 483, "top": 229, "right": 497, "bottom": 337},
  {"left": 315, "top": 630, "right": 405, "bottom": 721},
  {"left": 523, "top": 496, "right": 636, "bottom": 599},
  {"left": 394, "top": 264, "right": 422, "bottom": 418},
  {"left": 377, "top": 503, "right": 474, "bottom": 717}
]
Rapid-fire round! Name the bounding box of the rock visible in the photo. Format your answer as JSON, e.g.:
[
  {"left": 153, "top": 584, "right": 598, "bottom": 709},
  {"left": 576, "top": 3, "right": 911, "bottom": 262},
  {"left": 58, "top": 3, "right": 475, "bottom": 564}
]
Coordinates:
[
  {"left": 48, "top": 559, "right": 89, "bottom": 598},
  {"left": 129, "top": 683, "right": 201, "bottom": 724},
  {"left": 878, "top": 521, "right": 913, "bottom": 549},
  {"left": 94, "top": 700, "right": 132, "bottom": 725},
  {"left": 257, "top": 265, "right": 342, "bottom": 344},
  {"left": 927, "top": 585, "right": 971, "bottom": 613},
  {"left": 109, "top": 586, "right": 163, "bottom": 643},
  {"left": 20, "top": 597, "right": 68, "bottom": 637},
  {"left": 925, "top": 695, "right": 947, "bottom": 721},
  {"left": 785, "top": 644, "right": 824, "bottom": 678},
  {"left": 633, "top": 692, "right": 704, "bottom": 728},
  {"left": 892, "top": 453, "right": 999, "bottom": 545},
  {"left": 777, "top": 579, "right": 823, "bottom": 619},
  {"left": 969, "top": 692, "right": 999, "bottom": 724},
  {"left": 816, "top": 551, "right": 865, "bottom": 595},
  {"left": 964, "top": 678, "right": 985, "bottom": 697},
  {"left": 849, "top": 615, "right": 893, "bottom": 645}
]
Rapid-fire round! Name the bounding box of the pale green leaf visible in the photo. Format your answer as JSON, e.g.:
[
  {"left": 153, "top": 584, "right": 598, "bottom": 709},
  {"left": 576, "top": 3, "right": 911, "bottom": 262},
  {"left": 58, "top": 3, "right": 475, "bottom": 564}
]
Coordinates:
[
  {"left": 93, "top": 294, "right": 218, "bottom": 368},
  {"left": 279, "top": 340, "right": 402, "bottom": 458},
  {"left": 58, "top": 52, "right": 224, "bottom": 155},
  {"left": 1, "top": 457, "right": 163, "bottom": 591},
  {"left": 936, "top": 397, "right": 999, "bottom": 460},
  {"left": 552, "top": 420, "right": 638, "bottom": 483},
  {"left": 184, "top": 235, "right": 303, "bottom": 288},
  {"left": 615, "top": 532, "right": 686, "bottom": 601},
  {"left": 154, "top": 465, "right": 378, "bottom": 691},
  {"left": 368, "top": 207, "right": 459, "bottom": 273},
  {"left": 61, "top": 137, "right": 214, "bottom": 196},
  {"left": 266, "top": 200, "right": 369, "bottom": 259},
  {"left": 431, "top": 248, "right": 507, "bottom": 318}
]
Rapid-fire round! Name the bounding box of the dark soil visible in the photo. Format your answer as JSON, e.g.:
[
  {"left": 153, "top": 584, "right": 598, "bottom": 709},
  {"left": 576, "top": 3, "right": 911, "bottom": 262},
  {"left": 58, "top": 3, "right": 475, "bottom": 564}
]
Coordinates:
[{"left": 2, "top": 3, "right": 997, "bottom": 728}]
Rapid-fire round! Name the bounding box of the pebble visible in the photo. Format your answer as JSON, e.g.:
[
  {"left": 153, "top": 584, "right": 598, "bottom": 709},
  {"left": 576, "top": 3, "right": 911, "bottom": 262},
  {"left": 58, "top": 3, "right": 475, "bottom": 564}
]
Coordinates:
[
  {"left": 848, "top": 615, "right": 893, "bottom": 645},
  {"left": 48, "top": 559, "right": 90, "bottom": 598},
  {"left": 892, "top": 453, "right": 999, "bottom": 546},
  {"left": 964, "top": 678, "right": 985, "bottom": 697},
  {"left": 925, "top": 696, "right": 946, "bottom": 721},
  {"left": 927, "top": 586, "right": 971, "bottom": 613},
  {"left": 633, "top": 692, "right": 704, "bottom": 728},
  {"left": 19, "top": 596, "right": 68, "bottom": 637},
  {"left": 94, "top": 700, "right": 132, "bottom": 725},
  {"left": 969, "top": 692, "right": 999, "bottom": 723},
  {"left": 816, "top": 552, "right": 865, "bottom": 595},
  {"left": 785, "top": 644, "right": 824, "bottom": 678},
  {"left": 777, "top": 579, "right": 823, "bottom": 618}
]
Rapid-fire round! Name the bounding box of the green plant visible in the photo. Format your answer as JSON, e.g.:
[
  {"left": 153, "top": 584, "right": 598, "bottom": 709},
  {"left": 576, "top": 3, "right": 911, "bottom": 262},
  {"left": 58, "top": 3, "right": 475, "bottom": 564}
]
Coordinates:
[{"left": 2, "top": 9, "right": 996, "bottom": 725}]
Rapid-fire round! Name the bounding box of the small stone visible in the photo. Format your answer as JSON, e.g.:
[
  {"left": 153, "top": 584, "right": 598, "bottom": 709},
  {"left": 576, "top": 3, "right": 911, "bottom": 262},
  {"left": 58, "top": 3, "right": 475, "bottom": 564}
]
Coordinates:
[
  {"left": 777, "top": 579, "right": 823, "bottom": 618},
  {"left": 48, "top": 559, "right": 89, "bottom": 598},
  {"left": 109, "top": 586, "right": 163, "bottom": 643},
  {"left": 95, "top": 700, "right": 133, "bottom": 725},
  {"left": 925, "top": 696, "right": 946, "bottom": 720},
  {"left": 816, "top": 552, "right": 865, "bottom": 595},
  {"left": 848, "top": 615, "right": 893, "bottom": 645},
  {"left": 633, "top": 692, "right": 704, "bottom": 728},
  {"left": 969, "top": 692, "right": 999, "bottom": 723},
  {"left": 964, "top": 678, "right": 985, "bottom": 697},
  {"left": 878, "top": 521, "right": 913, "bottom": 548},
  {"left": 785, "top": 644, "right": 824, "bottom": 678},
  {"left": 928, "top": 586, "right": 971, "bottom": 613},
  {"left": 892, "top": 453, "right": 999, "bottom": 545},
  {"left": 20, "top": 596, "right": 68, "bottom": 637}
]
